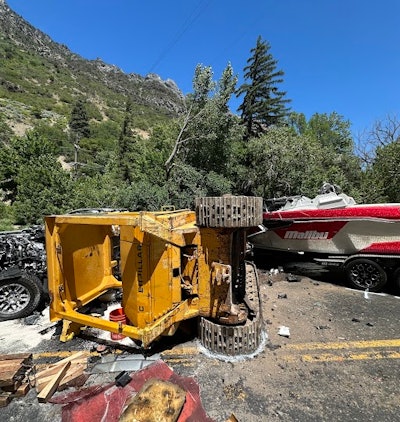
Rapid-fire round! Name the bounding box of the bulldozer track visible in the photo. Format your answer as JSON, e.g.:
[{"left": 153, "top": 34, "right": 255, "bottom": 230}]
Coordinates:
[
  {"left": 199, "top": 262, "right": 264, "bottom": 357},
  {"left": 195, "top": 196, "right": 263, "bottom": 228}
]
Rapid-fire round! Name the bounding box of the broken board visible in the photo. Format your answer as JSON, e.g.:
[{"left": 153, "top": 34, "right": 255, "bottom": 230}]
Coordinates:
[
  {"left": 0, "top": 353, "right": 32, "bottom": 407},
  {"left": 35, "top": 352, "right": 88, "bottom": 399}
]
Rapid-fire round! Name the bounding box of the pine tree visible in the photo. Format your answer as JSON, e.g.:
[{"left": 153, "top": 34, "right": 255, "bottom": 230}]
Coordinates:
[
  {"left": 117, "top": 99, "right": 134, "bottom": 183},
  {"left": 69, "top": 99, "right": 91, "bottom": 141},
  {"left": 237, "top": 36, "right": 290, "bottom": 139}
]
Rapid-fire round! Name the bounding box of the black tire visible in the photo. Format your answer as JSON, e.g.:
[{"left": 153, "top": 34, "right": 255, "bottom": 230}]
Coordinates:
[
  {"left": 0, "top": 272, "right": 44, "bottom": 321},
  {"left": 345, "top": 258, "right": 387, "bottom": 292},
  {"left": 393, "top": 267, "right": 400, "bottom": 293}
]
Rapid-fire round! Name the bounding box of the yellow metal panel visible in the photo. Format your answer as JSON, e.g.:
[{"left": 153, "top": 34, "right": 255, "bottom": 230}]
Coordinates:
[
  {"left": 45, "top": 209, "right": 231, "bottom": 347},
  {"left": 46, "top": 217, "right": 121, "bottom": 321},
  {"left": 120, "top": 226, "right": 182, "bottom": 328},
  {"left": 45, "top": 217, "right": 63, "bottom": 321},
  {"left": 120, "top": 226, "right": 148, "bottom": 327},
  {"left": 57, "top": 224, "right": 119, "bottom": 302}
]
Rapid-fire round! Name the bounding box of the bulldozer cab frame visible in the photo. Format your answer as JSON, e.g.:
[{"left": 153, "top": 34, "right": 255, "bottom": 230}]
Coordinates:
[{"left": 45, "top": 197, "right": 264, "bottom": 355}]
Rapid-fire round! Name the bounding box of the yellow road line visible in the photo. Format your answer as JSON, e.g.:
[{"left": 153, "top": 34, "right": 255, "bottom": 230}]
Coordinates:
[
  {"left": 31, "top": 339, "right": 400, "bottom": 365},
  {"left": 283, "top": 350, "right": 400, "bottom": 363},
  {"left": 284, "top": 339, "right": 400, "bottom": 351}
]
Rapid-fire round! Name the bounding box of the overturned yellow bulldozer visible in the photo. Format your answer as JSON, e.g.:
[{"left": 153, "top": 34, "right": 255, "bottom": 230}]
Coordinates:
[{"left": 45, "top": 196, "right": 264, "bottom": 356}]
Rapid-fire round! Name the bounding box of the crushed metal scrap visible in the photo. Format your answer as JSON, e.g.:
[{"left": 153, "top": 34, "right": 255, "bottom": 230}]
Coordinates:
[
  {"left": 0, "top": 350, "right": 214, "bottom": 421},
  {"left": 0, "top": 226, "right": 46, "bottom": 275},
  {"left": 0, "top": 226, "right": 48, "bottom": 321}
]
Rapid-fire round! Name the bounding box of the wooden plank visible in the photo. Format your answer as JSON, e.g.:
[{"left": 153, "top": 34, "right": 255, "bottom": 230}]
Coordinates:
[
  {"left": 36, "top": 362, "right": 85, "bottom": 392},
  {"left": 35, "top": 358, "right": 87, "bottom": 384},
  {"left": 37, "top": 361, "right": 71, "bottom": 403},
  {"left": 0, "top": 359, "right": 25, "bottom": 370},
  {"left": 34, "top": 352, "right": 86, "bottom": 381},
  {"left": 0, "top": 353, "right": 32, "bottom": 361},
  {"left": 0, "top": 371, "right": 23, "bottom": 388},
  {"left": 0, "top": 393, "right": 12, "bottom": 408},
  {"left": 0, "top": 357, "right": 31, "bottom": 388},
  {"left": 14, "top": 383, "right": 31, "bottom": 397},
  {"left": 58, "top": 372, "right": 88, "bottom": 391},
  {"left": 0, "top": 354, "right": 33, "bottom": 388},
  {"left": 1, "top": 379, "right": 22, "bottom": 392}
]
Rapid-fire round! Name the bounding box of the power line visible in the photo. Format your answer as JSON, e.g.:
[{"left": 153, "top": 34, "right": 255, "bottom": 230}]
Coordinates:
[
  {"left": 148, "top": 0, "right": 211, "bottom": 73},
  {"left": 209, "top": 11, "right": 269, "bottom": 65}
]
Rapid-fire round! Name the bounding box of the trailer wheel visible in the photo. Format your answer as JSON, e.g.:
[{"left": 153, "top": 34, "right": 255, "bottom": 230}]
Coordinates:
[
  {"left": 393, "top": 267, "right": 400, "bottom": 293},
  {"left": 345, "top": 258, "right": 387, "bottom": 292},
  {"left": 0, "top": 272, "right": 44, "bottom": 321}
]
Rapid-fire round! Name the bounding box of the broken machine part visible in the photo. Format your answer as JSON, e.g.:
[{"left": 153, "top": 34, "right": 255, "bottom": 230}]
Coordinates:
[{"left": 0, "top": 227, "right": 47, "bottom": 321}]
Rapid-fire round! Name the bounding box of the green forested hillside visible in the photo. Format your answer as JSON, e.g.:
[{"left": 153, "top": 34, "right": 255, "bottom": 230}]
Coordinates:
[{"left": 0, "top": 1, "right": 399, "bottom": 230}]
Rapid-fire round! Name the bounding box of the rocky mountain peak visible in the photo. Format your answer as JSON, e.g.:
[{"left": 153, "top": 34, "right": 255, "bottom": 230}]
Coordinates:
[{"left": 0, "top": 0, "right": 184, "bottom": 114}]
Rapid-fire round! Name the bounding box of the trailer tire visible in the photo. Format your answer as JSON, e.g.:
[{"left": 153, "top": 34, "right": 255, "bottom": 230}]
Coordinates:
[
  {"left": 393, "top": 267, "right": 400, "bottom": 293},
  {"left": 345, "top": 258, "right": 387, "bottom": 292},
  {"left": 0, "top": 272, "right": 44, "bottom": 321}
]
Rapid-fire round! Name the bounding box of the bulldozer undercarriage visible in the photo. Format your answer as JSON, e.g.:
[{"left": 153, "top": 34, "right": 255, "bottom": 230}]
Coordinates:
[
  {"left": 45, "top": 196, "right": 265, "bottom": 357},
  {"left": 199, "top": 261, "right": 263, "bottom": 356}
]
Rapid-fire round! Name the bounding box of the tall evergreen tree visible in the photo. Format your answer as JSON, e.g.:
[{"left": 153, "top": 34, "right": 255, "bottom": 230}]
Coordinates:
[
  {"left": 0, "top": 114, "right": 13, "bottom": 145},
  {"left": 69, "top": 99, "right": 91, "bottom": 141},
  {"left": 237, "top": 36, "right": 290, "bottom": 139},
  {"left": 117, "top": 99, "right": 134, "bottom": 183}
]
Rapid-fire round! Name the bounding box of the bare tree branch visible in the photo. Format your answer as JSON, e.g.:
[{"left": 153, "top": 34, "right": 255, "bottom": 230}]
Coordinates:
[
  {"left": 354, "top": 113, "right": 400, "bottom": 167},
  {"left": 164, "top": 104, "right": 193, "bottom": 180}
]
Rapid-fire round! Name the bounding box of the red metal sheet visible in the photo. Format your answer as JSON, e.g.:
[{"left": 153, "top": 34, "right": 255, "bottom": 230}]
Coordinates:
[{"left": 50, "top": 360, "right": 213, "bottom": 422}]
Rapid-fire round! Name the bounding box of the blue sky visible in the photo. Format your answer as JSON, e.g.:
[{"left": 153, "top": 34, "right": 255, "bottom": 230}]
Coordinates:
[{"left": 6, "top": 0, "right": 400, "bottom": 137}]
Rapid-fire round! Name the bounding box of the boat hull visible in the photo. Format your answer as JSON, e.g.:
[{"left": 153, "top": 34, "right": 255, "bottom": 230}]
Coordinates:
[{"left": 250, "top": 205, "right": 400, "bottom": 256}]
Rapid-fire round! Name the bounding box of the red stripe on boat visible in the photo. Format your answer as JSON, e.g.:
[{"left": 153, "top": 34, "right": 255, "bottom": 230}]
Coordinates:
[
  {"left": 360, "top": 241, "right": 400, "bottom": 254},
  {"left": 263, "top": 205, "right": 400, "bottom": 220}
]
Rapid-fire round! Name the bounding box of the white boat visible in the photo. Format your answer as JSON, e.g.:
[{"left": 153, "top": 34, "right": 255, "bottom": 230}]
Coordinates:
[{"left": 249, "top": 184, "right": 400, "bottom": 291}]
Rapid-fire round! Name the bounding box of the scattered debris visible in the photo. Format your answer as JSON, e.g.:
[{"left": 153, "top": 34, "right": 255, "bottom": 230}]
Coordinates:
[
  {"left": 352, "top": 318, "right": 361, "bottom": 323},
  {"left": 95, "top": 344, "right": 109, "bottom": 354},
  {"left": 278, "top": 293, "right": 288, "bottom": 299},
  {"left": 37, "top": 361, "right": 71, "bottom": 403},
  {"left": 0, "top": 226, "right": 46, "bottom": 275},
  {"left": 35, "top": 351, "right": 88, "bottom": 400},
  {"left": 266, "top": 342, "right": 281, "bottom": 351},
  {"left": 23, "top": 314, "right": 41, "bottom": 325},
  {"left": 115, "top": 371, "right": 132, "bottom": 388},
  {"left": 119, "top": 379, "right": 186, "bottom": 422},
  {"left": 315, "top": 325, "right": 331, "bottom": 330},
  {"left": 0, "top": 226, "right": 48, "bottom": 321},
  {"left": 0, "top": 352, "right": 33, "bottom": 407},
  {"left": 90, "top": 352, "right": 160, "bottom": 373},
  {"left": 286, "top": 273, "right": 299, "bottom": 282},
  {"left": 51, "top": 360, "right": 214, "bottom": 422},
  {"left": 278, "top": 326, "right": 290, "bottom": 338},
  {"left": 266, "top": 267, "right": 287, "bottom": 284}
]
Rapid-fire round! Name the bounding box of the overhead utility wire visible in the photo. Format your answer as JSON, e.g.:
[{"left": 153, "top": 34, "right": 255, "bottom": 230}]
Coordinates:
[
  {"left": 148, "top": 0, "right": 211, "bottom": 73},
  {"left": 209, "top": 11, "right": 269, "bottom": 65}
]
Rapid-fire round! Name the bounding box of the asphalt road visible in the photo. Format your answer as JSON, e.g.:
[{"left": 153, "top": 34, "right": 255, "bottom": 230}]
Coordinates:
[{"left": 0, "top": 267, "right": 399, "bottom": 422}]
